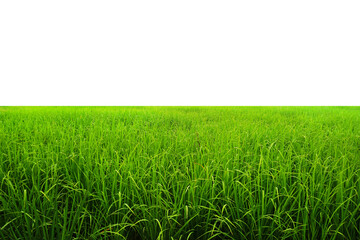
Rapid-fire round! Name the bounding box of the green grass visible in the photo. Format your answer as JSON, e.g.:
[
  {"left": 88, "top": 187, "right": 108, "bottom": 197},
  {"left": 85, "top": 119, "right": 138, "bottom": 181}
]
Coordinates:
[{"left": 1, "top": 106, "right": 360, "bottom": 239}]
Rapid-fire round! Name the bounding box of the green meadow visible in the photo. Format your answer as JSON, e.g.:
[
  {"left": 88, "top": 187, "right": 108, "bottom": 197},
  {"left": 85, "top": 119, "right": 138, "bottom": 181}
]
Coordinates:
[{"left": 1, "top": 106, "right": 360, "bottom": 240}]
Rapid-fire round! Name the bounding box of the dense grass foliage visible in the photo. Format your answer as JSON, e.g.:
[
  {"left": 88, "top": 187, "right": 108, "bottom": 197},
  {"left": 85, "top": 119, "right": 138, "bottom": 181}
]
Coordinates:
[{"left": 1, "top": 107, "right": 360, "bottom": 240}]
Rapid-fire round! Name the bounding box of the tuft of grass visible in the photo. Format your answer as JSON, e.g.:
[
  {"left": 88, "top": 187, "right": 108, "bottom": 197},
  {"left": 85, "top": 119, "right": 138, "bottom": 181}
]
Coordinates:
[{"left": 1, "top": 106, "right": 360, "bottom": 239}]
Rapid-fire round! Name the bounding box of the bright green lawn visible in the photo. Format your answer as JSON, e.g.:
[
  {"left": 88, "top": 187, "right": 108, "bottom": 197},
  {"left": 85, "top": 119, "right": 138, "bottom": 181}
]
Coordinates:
[{"left": 1, "top": 107, "right": 360, "bottom": 239}]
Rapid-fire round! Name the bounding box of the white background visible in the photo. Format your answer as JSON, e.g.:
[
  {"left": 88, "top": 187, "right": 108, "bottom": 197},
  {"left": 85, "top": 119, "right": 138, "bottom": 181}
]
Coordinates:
[{"left": 1, "top": 0, "right": 359, "bottom": 106}]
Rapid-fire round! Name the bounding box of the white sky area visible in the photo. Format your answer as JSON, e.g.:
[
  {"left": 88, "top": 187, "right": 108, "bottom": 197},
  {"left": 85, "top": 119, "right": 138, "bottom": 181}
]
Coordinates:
[{"left": 0, "top": 1, "right": 359, "bottom": 106}]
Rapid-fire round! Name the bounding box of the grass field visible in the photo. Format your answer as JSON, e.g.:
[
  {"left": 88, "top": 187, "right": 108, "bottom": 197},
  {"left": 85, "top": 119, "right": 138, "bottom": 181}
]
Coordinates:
[{"left": 1, "top": 107, "right": 360, "bottom": 240}]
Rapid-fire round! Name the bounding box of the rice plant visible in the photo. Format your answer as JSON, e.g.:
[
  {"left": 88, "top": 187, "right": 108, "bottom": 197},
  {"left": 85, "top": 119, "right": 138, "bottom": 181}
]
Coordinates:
[{"left": 1, "top": 106, "right": 360, "bottom": 239}]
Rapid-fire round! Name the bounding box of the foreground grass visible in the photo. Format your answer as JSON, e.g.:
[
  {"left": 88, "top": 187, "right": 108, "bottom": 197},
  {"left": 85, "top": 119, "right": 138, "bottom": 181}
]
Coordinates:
[{"left": 1, "top": 107, "right": 360, "bottom": 239}]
